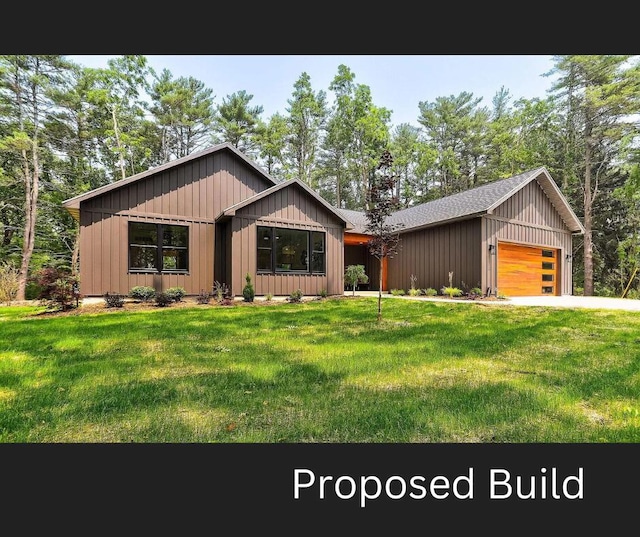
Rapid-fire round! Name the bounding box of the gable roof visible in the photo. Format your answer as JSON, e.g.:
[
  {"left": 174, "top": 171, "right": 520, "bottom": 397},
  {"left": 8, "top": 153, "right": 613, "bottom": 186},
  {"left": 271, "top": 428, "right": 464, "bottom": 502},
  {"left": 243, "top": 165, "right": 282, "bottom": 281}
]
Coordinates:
[
  {"left": 219, "top": 178, "right": 354, "bottom": 230},
  {"left": 62, "top": 142, "right": 279, "bottom": 220},
  {"left": 340, "top": 167, "right": 585, "bottom": 235}
]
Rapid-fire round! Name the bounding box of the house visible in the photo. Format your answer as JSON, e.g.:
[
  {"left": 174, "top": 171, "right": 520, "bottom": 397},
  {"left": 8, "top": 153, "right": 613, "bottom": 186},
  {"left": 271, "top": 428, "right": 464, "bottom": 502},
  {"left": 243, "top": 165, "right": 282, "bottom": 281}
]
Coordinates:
[
  {"left": 339, "top": 167, "right": 585, "bottom": 297},
  {"left": 62, "top": 143, "right": 353, "bottom": 298},
  {"left": 62, "top": 144, "right": 584, "bottom": 299}
]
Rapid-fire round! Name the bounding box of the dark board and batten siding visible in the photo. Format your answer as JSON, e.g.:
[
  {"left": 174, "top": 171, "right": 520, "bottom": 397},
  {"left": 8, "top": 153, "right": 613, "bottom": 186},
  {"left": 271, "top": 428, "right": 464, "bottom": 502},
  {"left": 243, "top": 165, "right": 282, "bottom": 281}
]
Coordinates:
[
  {"left": 386, "top": 219, "right": 482, "bottom": 292},
  {"left": 232, "top": 183, "right": 345, "bottom": 297},
  {"left": 483, "top": 179, "right": 575, "bottom": 295},
  {"left": 78, "top": 150, "right": 272, "bottom": 296}
]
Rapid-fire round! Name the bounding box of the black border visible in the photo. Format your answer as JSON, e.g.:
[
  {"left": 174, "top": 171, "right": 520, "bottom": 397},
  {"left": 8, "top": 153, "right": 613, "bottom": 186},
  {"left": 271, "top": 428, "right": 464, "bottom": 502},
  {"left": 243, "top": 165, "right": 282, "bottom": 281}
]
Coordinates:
[{"left": 3, "top": 442, "right": 638, "bottom": 532}]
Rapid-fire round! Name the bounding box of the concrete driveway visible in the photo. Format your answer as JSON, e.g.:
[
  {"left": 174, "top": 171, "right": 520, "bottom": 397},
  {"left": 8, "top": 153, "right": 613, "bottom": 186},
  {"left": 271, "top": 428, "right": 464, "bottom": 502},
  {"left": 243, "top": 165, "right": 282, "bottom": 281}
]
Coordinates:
[
  {"left": 504, "top": 295, "right": 640, "bottom": 311},
  {"left": 348, "top": 291, "right": 640, "bottom": 311}
]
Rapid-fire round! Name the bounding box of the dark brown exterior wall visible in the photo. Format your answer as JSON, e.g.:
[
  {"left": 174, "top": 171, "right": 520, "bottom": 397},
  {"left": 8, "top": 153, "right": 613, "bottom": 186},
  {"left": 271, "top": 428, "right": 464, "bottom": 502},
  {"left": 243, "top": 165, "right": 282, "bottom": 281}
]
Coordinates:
[
  {"left": 483, "top": 179, "right": 575, "bottom": 295},
  {"left": 387, "top": 218, "right": 482, "bottom": 292},
  {"left": 78, "top": 149, "right": 272, "bottom": 296},
  {"left": 232, "top": 183, "right": 345, "bottom": 296}
]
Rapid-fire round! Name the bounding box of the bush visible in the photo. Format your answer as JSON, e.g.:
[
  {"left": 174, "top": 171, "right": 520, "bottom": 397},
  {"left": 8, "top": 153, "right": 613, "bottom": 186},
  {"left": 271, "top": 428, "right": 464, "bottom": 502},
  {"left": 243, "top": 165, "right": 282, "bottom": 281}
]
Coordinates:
[
  {"left": 129, "top": 286, "right": 156, "bottom": 302},
  {"left": 0, "top": 261, "right": 20, "bottom": 304},
  {"left": 390, "top": 289, "right": 405, "bottom": 296},
  {"left": 242, "top": 273, "right": 255, "bottom": 302},
  {"left": 408, "top": 288, "right": 422, "bottom": 296},
  {"left": 318, "top": 288, "right": 328, "bottom": 298},
  {"left": 264, "top": 292, "right": 274, "bottom": 301},
  {"left": 155, "top": 292, "right": 173, "bottom": 307},
  {"left": 196, "top": 290, "right": 211, "bottom": 304},
  {"left": 423, "top": 288, "right": 438, "bottom": 296},
  {"left": 213, "top": 281, "right": 230, "bottom": 302},
  {"left": 287, "top": 289, "right": 303, "bottom": 303},
  {"left": 165, "top": 287, "right": 186, "bottom": 302},
  {"left": 32, "top": 267, "right": 79, "bottom": 311},
  {"left": 469, "top": 287, "right": 483, "bottom": 297},
  {"left": 103, "top": 292, "right": 125, "bottom": 308},
  {"left": 441, "top": 286, "right": 463, "bottom": 298}
]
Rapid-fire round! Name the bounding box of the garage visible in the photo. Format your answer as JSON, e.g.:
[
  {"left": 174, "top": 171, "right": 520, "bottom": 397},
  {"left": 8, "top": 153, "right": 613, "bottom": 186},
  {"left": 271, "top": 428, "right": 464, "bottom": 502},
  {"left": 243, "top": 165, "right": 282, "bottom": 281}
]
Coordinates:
[{"left": 497, "top": 242, "right": 559, "bottom": 296}]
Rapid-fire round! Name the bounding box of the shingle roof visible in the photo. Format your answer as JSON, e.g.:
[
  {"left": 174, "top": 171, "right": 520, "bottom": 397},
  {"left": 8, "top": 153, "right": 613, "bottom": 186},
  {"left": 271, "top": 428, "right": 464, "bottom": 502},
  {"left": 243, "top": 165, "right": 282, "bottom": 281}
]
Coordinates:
[{"left": 340, "top": 167, "right": 584, "bottom": 235}]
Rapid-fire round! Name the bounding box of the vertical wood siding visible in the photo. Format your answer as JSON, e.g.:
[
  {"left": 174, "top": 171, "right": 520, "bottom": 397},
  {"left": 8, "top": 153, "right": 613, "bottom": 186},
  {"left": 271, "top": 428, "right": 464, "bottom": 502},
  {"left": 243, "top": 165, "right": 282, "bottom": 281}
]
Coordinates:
[
  {"left": 78, "top": 150, "right": 272, "bottom": 295},
  {"left": 387, "top": 219, "right": 482, "bottom": 292},
  {"left": 233, "top": 183, "right": 345, "bottom": 296}
]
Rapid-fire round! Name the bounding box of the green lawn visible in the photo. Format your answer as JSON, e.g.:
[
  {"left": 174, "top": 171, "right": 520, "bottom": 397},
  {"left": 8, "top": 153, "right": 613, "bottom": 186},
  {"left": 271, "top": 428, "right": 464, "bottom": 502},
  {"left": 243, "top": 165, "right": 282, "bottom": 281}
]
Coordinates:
[{"left": 1, "top": 297, "right": 639, "bottom": 442}]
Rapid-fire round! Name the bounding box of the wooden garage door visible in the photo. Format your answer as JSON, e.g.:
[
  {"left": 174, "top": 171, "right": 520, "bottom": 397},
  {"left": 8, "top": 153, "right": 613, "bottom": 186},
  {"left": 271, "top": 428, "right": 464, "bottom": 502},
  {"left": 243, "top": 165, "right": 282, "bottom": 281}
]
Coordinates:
[{"left": 497, "top": 242, "right": 559, "bottom": 296}]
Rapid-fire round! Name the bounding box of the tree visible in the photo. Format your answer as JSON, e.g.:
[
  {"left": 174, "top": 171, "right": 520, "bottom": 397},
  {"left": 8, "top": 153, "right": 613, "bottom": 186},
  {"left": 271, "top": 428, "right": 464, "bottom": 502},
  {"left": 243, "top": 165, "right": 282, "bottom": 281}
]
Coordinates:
[
  {"left": 547, "top": 55, "right": 640, "bottom": 295},
  {"left": 212, "top": 90, "right": 264, "bottom": 156},
  {"left": 254, "top": 112, "right": 289, "bottom": 177},
  {"left": 364, "top": 149, "right": 403, "bottom": 321},
  {"left": 0, "top": 55, "right": 69, "bottom": 300},
  {"left": 285, "top": 72, "right": 327, "bottom": 187},
  {"left": 417, "top": 92, "right": 485, "bottom": 196},
  {"left": 149, "top": 68, "right": 215, "bottom": 162},
  {"left": 344, "top": 264, "right": 369, "bottom": 296}
]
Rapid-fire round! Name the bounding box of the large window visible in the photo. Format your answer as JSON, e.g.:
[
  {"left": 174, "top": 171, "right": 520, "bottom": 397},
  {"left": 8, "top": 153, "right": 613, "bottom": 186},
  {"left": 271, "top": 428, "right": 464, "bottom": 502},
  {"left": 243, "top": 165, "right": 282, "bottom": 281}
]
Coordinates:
[
  {"left": 257, "top": 226, "right": 325, "bottom": 274},
  {"left": 129, "top": 222, "right": 188, "bottom": 272}
]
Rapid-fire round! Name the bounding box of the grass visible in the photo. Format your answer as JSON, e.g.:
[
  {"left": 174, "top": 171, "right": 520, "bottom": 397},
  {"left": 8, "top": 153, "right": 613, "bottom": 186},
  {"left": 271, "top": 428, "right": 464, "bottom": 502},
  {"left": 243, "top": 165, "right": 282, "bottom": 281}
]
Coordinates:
[{"left": 0, "top": 296, "right": 639, "bottom": 443}]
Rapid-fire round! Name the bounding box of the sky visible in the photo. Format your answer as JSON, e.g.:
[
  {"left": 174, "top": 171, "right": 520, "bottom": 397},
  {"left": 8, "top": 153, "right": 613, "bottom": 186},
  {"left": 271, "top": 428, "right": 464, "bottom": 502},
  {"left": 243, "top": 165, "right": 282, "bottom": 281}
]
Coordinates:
[{"left": 67, "top": 55, "right": 559, "bottom": 129}]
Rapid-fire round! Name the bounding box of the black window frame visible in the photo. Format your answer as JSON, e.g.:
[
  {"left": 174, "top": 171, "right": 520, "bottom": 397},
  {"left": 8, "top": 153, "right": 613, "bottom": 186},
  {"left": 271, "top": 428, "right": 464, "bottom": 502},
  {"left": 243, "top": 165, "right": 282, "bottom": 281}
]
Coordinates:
[
  {"left": 256, "top": 226, "right": 326, "bottom": 275},
  {"left": 129, "top": 221, "right": 189, "bottom": 273}
]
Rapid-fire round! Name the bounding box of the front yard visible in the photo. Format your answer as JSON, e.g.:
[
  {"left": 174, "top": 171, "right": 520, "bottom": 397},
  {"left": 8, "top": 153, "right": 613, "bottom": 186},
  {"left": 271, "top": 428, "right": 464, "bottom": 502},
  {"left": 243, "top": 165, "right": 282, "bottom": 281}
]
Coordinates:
[{"left": 1, "top": 296, "right": 638, "bottom": 442}]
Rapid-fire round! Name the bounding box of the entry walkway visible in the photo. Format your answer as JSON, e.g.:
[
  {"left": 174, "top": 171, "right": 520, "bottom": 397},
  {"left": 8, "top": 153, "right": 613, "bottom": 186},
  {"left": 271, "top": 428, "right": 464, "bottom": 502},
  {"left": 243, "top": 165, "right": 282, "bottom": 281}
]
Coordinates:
[{"left": 346, "top": 290, "right": 640, "bottom": 311}]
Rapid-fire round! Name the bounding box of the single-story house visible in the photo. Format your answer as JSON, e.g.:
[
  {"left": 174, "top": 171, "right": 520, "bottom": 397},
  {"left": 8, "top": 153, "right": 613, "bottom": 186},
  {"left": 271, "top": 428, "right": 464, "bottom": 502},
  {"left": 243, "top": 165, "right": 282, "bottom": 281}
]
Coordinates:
[
  {"left": 62, "top": 143, "right": 353, "bottom": 298},
  {"left": 339, "top": 167, "right": 585, "bottom": 297},
  {"left": 62, "top": 144, "right": 584, "bottom": 298}
]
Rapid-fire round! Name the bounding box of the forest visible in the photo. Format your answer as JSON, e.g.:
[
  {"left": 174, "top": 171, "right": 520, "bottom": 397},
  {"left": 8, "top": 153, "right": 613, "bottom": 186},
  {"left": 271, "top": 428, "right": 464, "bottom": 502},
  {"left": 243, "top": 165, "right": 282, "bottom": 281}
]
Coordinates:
[{"left": 1, "top": 54, "right": 639, "bottom": 300}]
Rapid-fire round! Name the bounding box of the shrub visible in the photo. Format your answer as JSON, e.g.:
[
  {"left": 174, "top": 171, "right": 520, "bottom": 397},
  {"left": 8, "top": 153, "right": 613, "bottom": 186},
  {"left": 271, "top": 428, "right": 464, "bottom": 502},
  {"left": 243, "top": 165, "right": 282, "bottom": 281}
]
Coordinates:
[
  {"left": 469, "top": 287, "right": 483, "bottom": 297},
  {"left": 390, "top": 289, "right": 405, "bottom": 296},
  {"left": 32, "top": 267, "right": 79, "bottom": 311},
  {"left": 196, "top": 290, "right": 211, "bottom": 304},
  {"left": 155, "top": 292, "right": 173, "bottom": 307},
  {"left": 0, "top": 261, "right": 20, "bottom": 304},
  {"left": 103, "top": 292, "right": 125, "bottom": 308},
  {"left": 264, "top": 292, "right": 274, "bottom": 301},
  {"left": 441, "top": 286, "right": 463, "bottom": 298},
  {"left": 287, "top": 289, "right": 303, "bottom": 303},
  {"left": 165, "top": 287, "right": 186, "bottom": 302},
  {"left": 318, "top": 288, "right": 328, "bottom": 298},
  {"left": 408, "top": 288, "right": 422, "bottom": 296},
  {"left": 242, "top": 273, "right": 255, "bottom": 302},
  {"left": 423, "top": 288, "right": 438, "bottom": 296},
  {"left": 213, "top": 281, "right": 230, "bottom": 302},
  {"left": 129, "top": 286, "right": 156, "bottom": 302}
]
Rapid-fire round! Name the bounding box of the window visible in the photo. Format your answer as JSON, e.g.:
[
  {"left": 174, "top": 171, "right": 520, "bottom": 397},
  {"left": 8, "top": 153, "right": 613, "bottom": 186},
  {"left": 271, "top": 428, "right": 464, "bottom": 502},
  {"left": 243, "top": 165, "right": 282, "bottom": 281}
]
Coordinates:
[
  {"left": 129, "top": 222, "right": 188, "bottom": 272},
  {"left": 542, "top": 262, "right": 554, "bottom": 270},
  {"left": 542, "top": 286, "right": 554, "bottom": 294},
  {"left": 257, "top": 226, "right": 325, "bottom": 274},
  {"left": 542, "top": 274, "right": 554, "bottom": 282},
  {"left": 541, "top": 249, "right": 555, "bottom": 258}
]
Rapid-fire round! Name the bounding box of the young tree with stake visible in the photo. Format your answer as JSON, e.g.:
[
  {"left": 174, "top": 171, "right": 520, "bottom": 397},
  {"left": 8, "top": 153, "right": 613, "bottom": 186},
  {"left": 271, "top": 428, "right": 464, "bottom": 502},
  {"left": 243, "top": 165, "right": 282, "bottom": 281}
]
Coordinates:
[{"left": 364, "top": 149, "right": 403, "bottom": 321}]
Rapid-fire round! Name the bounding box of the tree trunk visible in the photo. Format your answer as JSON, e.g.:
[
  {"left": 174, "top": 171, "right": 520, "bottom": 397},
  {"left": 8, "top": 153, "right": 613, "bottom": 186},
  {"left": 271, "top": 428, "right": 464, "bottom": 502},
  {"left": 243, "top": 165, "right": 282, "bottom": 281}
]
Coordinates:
[
  {"left": 378, "top": 256, "right": 383, "bottom": 321},
  {"left": 583, "top": 140, "right": 594, "bottom": 296},
  {"left": 71, "top": 224, "right": 80, "bottom": 276},
  {"left": 16, "top": 143, "right": 38, "bottom": 301}
]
